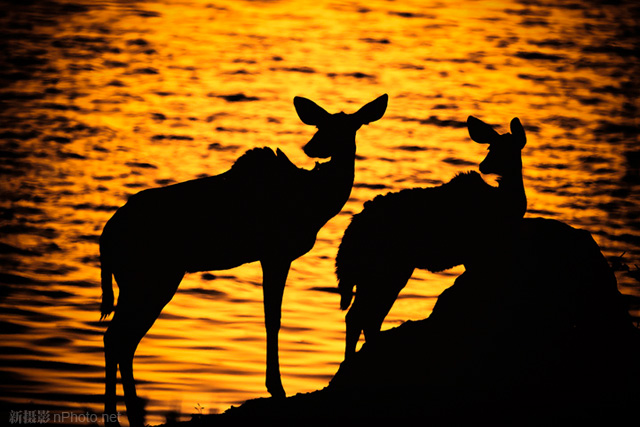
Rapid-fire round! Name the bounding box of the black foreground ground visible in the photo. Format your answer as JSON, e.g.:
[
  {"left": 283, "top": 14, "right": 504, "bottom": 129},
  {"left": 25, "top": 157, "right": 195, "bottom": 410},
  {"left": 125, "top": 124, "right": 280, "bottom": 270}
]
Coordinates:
[{"left": 165, "top": 218, "right": 640, "bottom": 426}]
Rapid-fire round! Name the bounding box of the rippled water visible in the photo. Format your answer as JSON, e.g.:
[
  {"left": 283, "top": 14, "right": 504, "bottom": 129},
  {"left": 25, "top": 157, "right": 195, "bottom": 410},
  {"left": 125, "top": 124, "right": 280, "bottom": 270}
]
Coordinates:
[{"left": 1, "top": 0, "right": 638, "bottom": 424}]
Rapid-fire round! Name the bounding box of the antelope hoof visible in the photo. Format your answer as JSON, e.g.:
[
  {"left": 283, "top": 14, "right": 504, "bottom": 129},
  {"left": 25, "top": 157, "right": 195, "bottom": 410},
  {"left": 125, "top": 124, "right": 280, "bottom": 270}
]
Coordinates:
[
  {"left": 104, "top": 416, "right": 121, "bottom": 427},
  {"left": 267, "top": 382, "right": 286, "bottom": 399},
  {"left": 125, "top": 396, "right": 146, "bottom": 427}
]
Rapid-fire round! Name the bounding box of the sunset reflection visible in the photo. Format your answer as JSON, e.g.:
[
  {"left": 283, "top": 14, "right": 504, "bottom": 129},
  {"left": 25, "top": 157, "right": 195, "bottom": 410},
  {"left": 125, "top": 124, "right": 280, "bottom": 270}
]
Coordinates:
[{"left": 0, "top": 0, "right": 638, "bottom": 425}]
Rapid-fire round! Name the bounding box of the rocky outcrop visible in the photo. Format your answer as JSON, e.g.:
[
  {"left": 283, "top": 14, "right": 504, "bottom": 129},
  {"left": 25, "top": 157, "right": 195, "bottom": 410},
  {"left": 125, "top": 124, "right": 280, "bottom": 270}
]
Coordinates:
[{"left": 199, "top": 218, "right": 640, "bottom": 425}]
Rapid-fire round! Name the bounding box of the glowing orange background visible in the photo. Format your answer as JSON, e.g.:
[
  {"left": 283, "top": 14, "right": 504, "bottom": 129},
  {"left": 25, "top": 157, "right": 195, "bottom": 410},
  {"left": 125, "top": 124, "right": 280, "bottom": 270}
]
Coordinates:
[{"left": 0, "top": 0, "right": 638, "bottom": 424}]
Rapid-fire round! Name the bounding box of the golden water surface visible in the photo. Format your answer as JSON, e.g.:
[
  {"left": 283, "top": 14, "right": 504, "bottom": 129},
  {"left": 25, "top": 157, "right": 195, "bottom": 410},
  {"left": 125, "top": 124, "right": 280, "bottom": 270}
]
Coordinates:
[{"left": 1, "top": 0, "right": 638, "bottom": 424}]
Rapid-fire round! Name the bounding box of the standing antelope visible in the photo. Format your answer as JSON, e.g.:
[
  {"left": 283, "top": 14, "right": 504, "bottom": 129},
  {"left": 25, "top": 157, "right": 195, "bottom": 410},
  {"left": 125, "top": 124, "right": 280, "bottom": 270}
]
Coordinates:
[
  {"left": 99, "top": 94, "right": 388, "bottom": 425},
  {"left": 336, "top": 116, "right": 527, "bottom": 359}
]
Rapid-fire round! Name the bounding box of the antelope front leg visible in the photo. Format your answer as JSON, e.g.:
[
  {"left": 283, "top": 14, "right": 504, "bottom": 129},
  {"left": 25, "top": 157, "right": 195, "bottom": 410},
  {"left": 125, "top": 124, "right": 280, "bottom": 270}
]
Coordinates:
[{"left": 260, "top": 258, "right": 291, "bottom": 399}]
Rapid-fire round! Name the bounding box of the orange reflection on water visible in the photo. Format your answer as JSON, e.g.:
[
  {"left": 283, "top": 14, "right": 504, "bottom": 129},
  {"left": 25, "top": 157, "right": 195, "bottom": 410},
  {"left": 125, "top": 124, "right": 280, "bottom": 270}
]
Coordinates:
[{"left": 0, "top": 0, "right": 638, "bottom": 425}]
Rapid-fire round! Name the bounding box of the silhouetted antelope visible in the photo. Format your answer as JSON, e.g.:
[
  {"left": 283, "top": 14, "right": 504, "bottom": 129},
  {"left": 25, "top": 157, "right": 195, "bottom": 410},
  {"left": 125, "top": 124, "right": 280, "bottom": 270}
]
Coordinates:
[
  {"left": 100, "top": 94, "right": 388, "bottom": 425},
  {"left": 336, "top": 116, "right": 527, "bottom": 359}
]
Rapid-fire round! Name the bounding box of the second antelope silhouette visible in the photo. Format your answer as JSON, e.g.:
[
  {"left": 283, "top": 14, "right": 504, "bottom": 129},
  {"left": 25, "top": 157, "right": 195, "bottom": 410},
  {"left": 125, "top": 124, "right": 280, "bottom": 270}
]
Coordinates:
[
  {"left": 99, "top": 94, "right": 388, "bottom": 426},
  {"left": 336, "top": 116, "right": 527, "bottom": 359}
]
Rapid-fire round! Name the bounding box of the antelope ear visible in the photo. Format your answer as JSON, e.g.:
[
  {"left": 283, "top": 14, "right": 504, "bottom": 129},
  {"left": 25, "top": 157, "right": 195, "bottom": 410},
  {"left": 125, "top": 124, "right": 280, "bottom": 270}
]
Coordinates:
[
  {"left": 354, "top": 94, "right": 388, "bottom": 125},
  {"left": 510, "top": 117, "right": 526, "bottom": 149},
  {"left": 294, "top": 97, "right": 331, "bottom": 126},
  {"left": 467, "top": 116, "right": 499, "bottom": 144}
]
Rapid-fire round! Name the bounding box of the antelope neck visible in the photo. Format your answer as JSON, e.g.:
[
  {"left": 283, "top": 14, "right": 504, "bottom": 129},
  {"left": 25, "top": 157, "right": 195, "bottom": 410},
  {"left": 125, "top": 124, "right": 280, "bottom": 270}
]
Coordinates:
[
  {"left": 318, "top": 138, "right": 356, "bottom": 171},
  {"left": 498, "top": 168, "right": 527, "bottom": 217}
]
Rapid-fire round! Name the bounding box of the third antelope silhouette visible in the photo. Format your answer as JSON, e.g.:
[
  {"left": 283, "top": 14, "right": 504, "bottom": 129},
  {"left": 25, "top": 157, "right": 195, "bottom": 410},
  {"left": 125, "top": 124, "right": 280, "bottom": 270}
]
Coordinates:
[
  {"left": 99, "top": 94, "right": 388, "bottom": 426},
  {"left": 336, "top": 116, "right": 527, "bottom": 359}
]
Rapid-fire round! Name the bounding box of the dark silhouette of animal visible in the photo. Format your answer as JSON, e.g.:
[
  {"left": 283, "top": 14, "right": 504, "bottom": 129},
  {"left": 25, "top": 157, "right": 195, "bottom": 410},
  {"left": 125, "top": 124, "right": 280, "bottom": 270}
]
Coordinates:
[
  {"left": 336, "top": 116, "right": 527, "bottom": 359},
  {"left": 99, "top": 94, "right": 388, "bottom": 426}
]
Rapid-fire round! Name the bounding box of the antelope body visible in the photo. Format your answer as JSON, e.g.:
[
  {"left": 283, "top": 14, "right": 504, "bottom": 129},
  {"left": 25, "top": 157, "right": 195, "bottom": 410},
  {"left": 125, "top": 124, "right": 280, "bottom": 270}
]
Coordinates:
[
  {"left": 336, "top": 116, "right": 527, "bottom": 358},
  {"left": 99, "top": 94, "right": 388, "bottom": 425}
]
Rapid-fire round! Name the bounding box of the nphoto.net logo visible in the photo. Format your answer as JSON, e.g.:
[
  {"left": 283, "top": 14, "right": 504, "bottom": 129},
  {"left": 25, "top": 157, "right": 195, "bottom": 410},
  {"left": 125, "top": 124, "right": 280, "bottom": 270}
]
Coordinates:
[{"left": 9, "top": 410, "right": 121, "bottom": 425}]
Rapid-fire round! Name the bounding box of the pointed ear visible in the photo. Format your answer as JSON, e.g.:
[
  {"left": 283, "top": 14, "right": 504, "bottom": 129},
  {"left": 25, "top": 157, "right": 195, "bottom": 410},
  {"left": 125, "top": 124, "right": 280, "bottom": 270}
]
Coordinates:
[
  {"left": 294, "top": 97, "right": 331, "bottom": 126},
  {"left": 467, "top": 116, "right": 499, "bottom": 144},
  {"left": 354, "top": 94, "right": 388, "bottom": 125},
  {"left": 510, "top": 117, "right": 526, "bottom": 149}
]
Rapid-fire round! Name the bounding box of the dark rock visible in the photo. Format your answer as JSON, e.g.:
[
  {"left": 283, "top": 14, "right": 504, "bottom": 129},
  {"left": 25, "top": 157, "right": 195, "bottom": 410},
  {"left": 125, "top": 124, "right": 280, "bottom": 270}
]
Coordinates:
[{"left": 189, "top": 218, "right": 640, "bottom": 425}]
